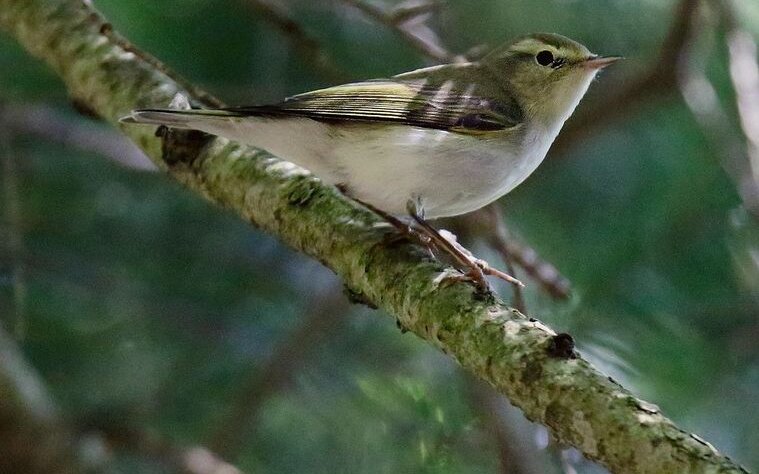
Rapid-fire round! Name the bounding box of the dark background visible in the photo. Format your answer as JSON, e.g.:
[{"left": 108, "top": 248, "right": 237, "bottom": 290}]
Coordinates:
[{"left": 1, "top": 0, "right": 758, "bottom": 472}]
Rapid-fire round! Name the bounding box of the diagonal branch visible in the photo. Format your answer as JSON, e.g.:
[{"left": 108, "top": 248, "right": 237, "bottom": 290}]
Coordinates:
[
  {"left": 469, "top": 380, "right": 549, "bottom": 474},
  {"left": 209, "top": 281, "right": 349, "bottom": 458},
  {"left": 0, "top": 108, "right": 29, "bottom": 338},
  {"left": 721, "top": 1, "right": 759, "bottom": 211},
  {"left": 339, "top": 0, "right": 457, "bottom": 62},
  {"left": 679, "top": 0, "right": 759, "bottom": 217},
  {"left": 82, "top": 419, "right": 241, "bottom": 474},
  {"left": 444, "top": 205, "right": 571, "bottom": 303},
  {"left": 0, "top": 327, "right": 84, "bottom": 474},
  {"left": 0, "top": 0, "right": 748, "bottom": 472},
  {"left": 241, "top": 0, "right": 348, "bottom": 82},
  {"left": 3, "top": 102, "right": 156, "bottom": 171}
]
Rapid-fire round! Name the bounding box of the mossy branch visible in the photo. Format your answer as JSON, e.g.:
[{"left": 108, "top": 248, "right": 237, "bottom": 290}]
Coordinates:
[{"left": 0, "top": 1, "right": 748, "bottom": 472}]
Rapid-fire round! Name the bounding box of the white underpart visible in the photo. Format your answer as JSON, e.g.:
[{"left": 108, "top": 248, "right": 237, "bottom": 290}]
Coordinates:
[
  {"left": 203, "top": 118, "right": 540, "bottom": 218},
  {"left": 182, "top": 69, "right": 598, "bottom": 219}
]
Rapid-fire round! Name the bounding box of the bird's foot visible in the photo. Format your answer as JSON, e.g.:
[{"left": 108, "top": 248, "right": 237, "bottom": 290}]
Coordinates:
[
  {"left": 434, "top": 229, "right": 524, "bottom": 290},
  {"left": 341, "top": 191, "right": 523, "bottom": 292},
  {"left": 465, "top": 252, "right": 525, "bottom": 288},
  {"left": 379, "top": 223, "right": 434, "bottom": 258},
  {"left": 340, "top": 190, "right": 434, "bottom": 256},
  {"left": 439, "top": 266, "right": 491, "bottom": 293},
  {"left": 404, "top": 200, "right": 523, "bottom": 292}
]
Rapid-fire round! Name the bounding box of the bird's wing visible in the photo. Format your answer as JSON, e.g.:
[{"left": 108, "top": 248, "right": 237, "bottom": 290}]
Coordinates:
[{"left": 225, "top": 80, "right": 522, "bottom": 134}]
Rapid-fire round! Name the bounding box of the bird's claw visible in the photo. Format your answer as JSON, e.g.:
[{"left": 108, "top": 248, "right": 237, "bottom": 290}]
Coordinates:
[
  {"left": 351, "top": 194, "right": 523, "bottom": 292},
  {"left": 437, "top": 229, "right": 524, "bottom": 289},
  {"left": 440, "top": 268, "right": 491, "bottom": 293},
  {"left": 475, "top": 260, "right": 525, "bottom": 288},
  {"left": 378, "top": 224, "right": 434, "bottom": 258}
]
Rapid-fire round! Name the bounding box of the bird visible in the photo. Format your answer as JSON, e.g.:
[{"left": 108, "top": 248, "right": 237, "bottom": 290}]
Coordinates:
[{"left": 122, "top": 33, "right": 619, "bottom": 291}]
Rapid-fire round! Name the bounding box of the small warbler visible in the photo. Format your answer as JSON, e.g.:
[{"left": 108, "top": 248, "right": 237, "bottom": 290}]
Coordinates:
[{"left": 123, "top": 33, "right": 618, "bottom": 289}]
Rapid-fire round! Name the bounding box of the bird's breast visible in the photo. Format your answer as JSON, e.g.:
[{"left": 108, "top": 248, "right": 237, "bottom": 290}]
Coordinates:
[{"left": 328, "top": 124, "right": 551, "bottom": 217}]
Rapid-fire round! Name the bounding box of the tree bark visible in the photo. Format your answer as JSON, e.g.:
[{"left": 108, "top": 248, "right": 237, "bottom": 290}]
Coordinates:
[{"left": 0, "top": 1, "right": 748, "bottom": 472}]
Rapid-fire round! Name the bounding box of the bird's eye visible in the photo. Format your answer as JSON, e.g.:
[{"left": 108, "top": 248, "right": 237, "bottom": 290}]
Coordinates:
[{"left": 536, "top": 50, "right": 554, "bottom": 66}]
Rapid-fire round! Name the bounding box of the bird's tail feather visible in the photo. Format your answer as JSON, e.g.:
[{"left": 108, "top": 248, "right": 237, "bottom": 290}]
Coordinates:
[{"left": 120, "top": 108, "right": 245, "bottom": 129}]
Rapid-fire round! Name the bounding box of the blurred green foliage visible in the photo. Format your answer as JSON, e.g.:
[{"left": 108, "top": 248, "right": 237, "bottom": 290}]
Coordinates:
[{"left": 1, "top": 0, "right": 758, "bottom": 472}]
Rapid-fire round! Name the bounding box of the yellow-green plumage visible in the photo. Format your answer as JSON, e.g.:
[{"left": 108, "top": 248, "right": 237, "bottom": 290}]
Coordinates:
[{"left": 122, "top": 33, "right": 617, "bottom": 218}]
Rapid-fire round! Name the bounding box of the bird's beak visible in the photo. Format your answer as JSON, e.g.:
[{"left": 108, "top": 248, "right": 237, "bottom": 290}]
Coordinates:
[{"left": 582, "top": 55, "right": 622, "bottom": 70}]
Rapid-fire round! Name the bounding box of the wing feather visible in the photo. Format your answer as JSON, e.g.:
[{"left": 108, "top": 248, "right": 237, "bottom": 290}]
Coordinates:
[{"left": 225, "top": 80, "right": 522, "bottom": 134}]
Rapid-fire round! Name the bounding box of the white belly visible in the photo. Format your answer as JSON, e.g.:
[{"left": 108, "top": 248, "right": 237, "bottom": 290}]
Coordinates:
[
  {"left": 327, "top": 125, "right": 551, "bottom": 218},
  {"left": 205, "top": 117, "right": 552, "bottom": 218}
]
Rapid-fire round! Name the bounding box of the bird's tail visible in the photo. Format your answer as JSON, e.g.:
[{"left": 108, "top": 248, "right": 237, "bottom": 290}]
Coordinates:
[{"left": 120, "top": 108, "right": 246, "bottom": 130}]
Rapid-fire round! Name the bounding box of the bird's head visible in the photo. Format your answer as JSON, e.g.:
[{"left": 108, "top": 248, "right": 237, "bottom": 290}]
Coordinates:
[{"left": 483, "top": 33, "right": 619, "bottom": 129}]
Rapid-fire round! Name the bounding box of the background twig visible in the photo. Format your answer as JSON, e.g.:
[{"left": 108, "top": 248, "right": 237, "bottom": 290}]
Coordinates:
[
  {"left": 450, "top": 205, "right": 572, "bottom": 302},
  {"left": 0, "top": 326, "right": 84, "bottom": 474},
  {"left": 339, "top": 0, "right": 457, "bottom": 62},
  {"left": 3, "top": 102, "right": 155, "bottom": 171},
  {"left": 0, "top": 106, "right": 27, "bottom": 338},
  {"left": 209, "top": 281, "right": 349, "bottom": 458},
  {"left": 723, "top": 4, "right": 759, "bottom": 207},
  {"left": 82, "top": 419, "right": 241, "bottom": 474},
  {"left": 469, "top": 380, "right": 548, "bottom": 474},
  {"left": 242, "top": 0, "right": 348, "bottom": 82},
  {"left": 482, "top": 205, "right": 571, "bottom": 301},
  {"left": 679, "top": 0, "right": 759, "bottom": 216}
]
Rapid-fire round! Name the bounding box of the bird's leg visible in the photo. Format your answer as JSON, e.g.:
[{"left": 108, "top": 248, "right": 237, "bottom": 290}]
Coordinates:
[
  {"left": 336, "top": 185, "right": 432, "bottom": 251},
  {"left": 337, "top": 185, "right": 521, "bottom": 291},
  {"left": 405, "top": 200, "right": 524, "bottom": 291},
  {"left": 404, "top": 200, "right": 489, "bottom": 291}
]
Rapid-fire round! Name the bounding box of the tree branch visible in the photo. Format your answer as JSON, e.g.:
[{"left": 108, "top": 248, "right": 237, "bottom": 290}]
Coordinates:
[
  {"left": 678, "top": 0, "right": 759, "bottom": 217},
  {"left": 0, "top": 108, "right": 29, "bottom": 338},
  {"left": 722, "top": 2, "right": 759, "bottom": 212},
  {"left": 469, "top": 380, "right": 549, "bottom": 474},
  {"left": 83, "top": 419, "right": 241, "bottom": 474},
  {"left": 209, "top": 280, "right": 349, "bottom": 458},
  {"left": 338, "top": 0, "right": 457, "bottom": 62},
  {"left": 3, "top": 102, "right": 156, "bottom": 171},
  {"left": 0, "top": 327, "right": 83, "bottom": 473},
  {"left": 0, "top": 0, "right": 748, "bottom": 472},
  {"left": 455, "top": 205, "right": 572, "bottom": 301},
  {"left": 241, "top": 0, "right": 348, "bottom": 82}
]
